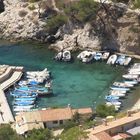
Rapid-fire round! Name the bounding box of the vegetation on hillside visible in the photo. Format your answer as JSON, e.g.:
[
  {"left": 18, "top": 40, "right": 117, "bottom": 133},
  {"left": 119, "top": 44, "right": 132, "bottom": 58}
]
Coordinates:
[
  {"left": 59, "top": 126, "right": 88, "bottom": 140},
  {"left": 45, "top": 0, "right": 99, "bottom": 33},
  {"left": 0, "top": 124, "right": 53, "bottom": 140},
  {"left": 96, "top": 104, "right": 116, "bottom": 117}
]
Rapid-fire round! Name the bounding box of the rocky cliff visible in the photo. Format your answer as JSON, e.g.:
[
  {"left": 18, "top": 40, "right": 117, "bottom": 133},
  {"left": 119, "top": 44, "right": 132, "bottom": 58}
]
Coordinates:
[{"left": 0, "top": 0, "right": 140, "bottom": 54}]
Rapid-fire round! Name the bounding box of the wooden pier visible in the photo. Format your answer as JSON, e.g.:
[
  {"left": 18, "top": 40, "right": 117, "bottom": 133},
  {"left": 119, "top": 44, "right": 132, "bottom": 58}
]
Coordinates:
[{"left": 0, "top": 66, "right": 23, "bottom": 124}]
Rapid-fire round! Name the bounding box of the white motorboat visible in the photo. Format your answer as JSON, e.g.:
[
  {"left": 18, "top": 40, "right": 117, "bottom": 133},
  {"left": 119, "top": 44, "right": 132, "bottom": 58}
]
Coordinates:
[
  {"left": 106, "top": 103, "right": 121, "bottom": 110},
  {"left": 77, "top": 51, "right": 88, "bottom": 60},
  {"left": 101, "top": 52, "right": 110, "bottom": 60},
  {"left": 122, "top": 74, "right": 139, "bottom": 79},
  {"left": 62, "top": 51, "right": 71, "bottom": 62},
  {"left": 124, "top": 80, "right": 138, "bottom": 85},
  {"left": 110, "top": 90, "right": 127, "bottom": 94},
  {"left": 110, "top": 86, "right": 130, "bottom": 91},
  {"left": 113, "top": 82, "right": 134, "bottom": 88},
  {"left": 107, "top": 54, "right": 117, "bottom": 65},
  {"left": 124, "top": 57, "right": 132, "bottom": 66},
  {"left": 129, "top": 71, "right": 140, "bottom": 75},
  {"left": 106, "top": 101, "right": 121, "bottom": 106},
  {"left": 54, "top": 51, "right": 63, "bottom": 61},
  {"left": 82, "top": 51, "right": 96, "bottom": 63},
  {"left": 116, "top": 55, "right": 126, "bottom": 65},
  {"left": 110, "top": 92, "right": 125, "bottom": 97}
]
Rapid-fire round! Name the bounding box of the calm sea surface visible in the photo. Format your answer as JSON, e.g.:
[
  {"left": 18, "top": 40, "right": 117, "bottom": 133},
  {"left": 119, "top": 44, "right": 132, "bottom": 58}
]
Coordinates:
[{"left": 0, "top": 41, "right": 140, "bottom": 110}]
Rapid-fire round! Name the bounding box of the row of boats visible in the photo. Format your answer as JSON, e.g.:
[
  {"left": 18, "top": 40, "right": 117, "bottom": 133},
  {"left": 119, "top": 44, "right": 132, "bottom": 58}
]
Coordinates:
[
  {"left": 54, "top": 50, "right": 132, "bottom": 66},
  {"left": 105, "top": 63, "right": 140, "bottom": 111},
  {"left": 11, "top": 68, "right": 52, "bottom": 113}
]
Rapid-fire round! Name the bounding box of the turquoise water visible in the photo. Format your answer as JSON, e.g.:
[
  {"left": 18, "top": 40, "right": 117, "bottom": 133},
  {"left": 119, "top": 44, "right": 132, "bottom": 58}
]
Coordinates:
[{"left": 0, "top": 41, "right": 138, "bottom": 110}]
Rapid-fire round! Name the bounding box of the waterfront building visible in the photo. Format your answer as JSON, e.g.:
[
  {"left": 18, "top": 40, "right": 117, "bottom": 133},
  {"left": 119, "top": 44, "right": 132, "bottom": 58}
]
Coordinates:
[
  {"left": 15, "top": 107, "right": 93, "bottom": 134},
  {"left": 87, "top": 111, "right": 140, "bottom": 140}
]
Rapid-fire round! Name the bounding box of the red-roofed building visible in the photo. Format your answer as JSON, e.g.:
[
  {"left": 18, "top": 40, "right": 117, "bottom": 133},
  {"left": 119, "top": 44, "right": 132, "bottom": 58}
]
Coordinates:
[{"left": 15, "top": 107, "right": 93, "bottom": 134}]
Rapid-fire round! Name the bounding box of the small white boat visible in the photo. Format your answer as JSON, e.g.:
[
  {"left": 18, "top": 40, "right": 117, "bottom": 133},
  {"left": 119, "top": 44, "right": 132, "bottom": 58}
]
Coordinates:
[
  {"left": 94, "top": 52, "right": 102, "bottom": 61},
  {"left": 106, "top": 103, "right": 120, "bottom": 111},
  {"left": 122, "top": 74, "right": 139, "bottom": 79},
  {"left": 116, "top": 55, "right": 126, "bottom": 65},
  {"left": 62, "top": 51, "right": 71, "bottom": 62},
  {"left": 110, "top": 86, "right": 130, "bottom": 91},
  {"left": 77, "top": 51, "right": 88, "bottom": 60},
  {"left": 101, "top": 52, "right": 110, "bottom": 60},
  {"left": 106, "top": 101, "right": 121, "bottom": 106},
  {"left": 110, "top": 92, "right": 125, "bottom": 97},
  {"left": 107, "top": 54, "right": 117, "bottom": 65},
  {"left": 124, "top": 57, "right": 132, "bottom": 66},
  {"left": 113, "top": 82, "right": 134, "bottom": 88},
  {"left": 54, "top": 52, "right": 63, "bottom": 61},
  {"left": 82, "top": 51, "right": 96, "bottom": 63},
  {"left": 18, "top": 81, "right": 28, "bottom": 86},
  {"left": 110, "top": 90, "right": 127, "bottom": 94},
  {"left": 124, "top": 80, "right": 138, "bottom": 85}
]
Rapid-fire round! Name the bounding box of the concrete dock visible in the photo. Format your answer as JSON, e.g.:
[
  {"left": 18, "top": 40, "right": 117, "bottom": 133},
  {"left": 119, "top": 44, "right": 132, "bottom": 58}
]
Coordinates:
[{"left": 0, "top": 66, "right": 23, "bottom": 124}]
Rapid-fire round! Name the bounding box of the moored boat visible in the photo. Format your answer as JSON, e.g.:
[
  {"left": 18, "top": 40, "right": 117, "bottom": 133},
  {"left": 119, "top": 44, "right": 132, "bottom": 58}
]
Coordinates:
[
  {"left": 105, "top": 95, "right": 119, "bottom": 100},
  {"left": 110, "top": 86, "right": 130, "bottom": 91},
  {"left": 124, "top": 57, "right": 132, "bottom": 66},
  {"left": 94, "top": 52, "right": 102, "bottom": 61},
  {"left": 15, "top": 97, "right": 36, "bottom": 101},
  {"left": 124, "top": 80, "right": 138, "bottom": 85},
  {"left": 101, "top": 52, "right": 110, "bottom": 60},
  {"left": 107, "top": 54, "right": 117, "bottom": 65},
  {"left": 113, "top": 82, "right": 134, "bottom": 88},
  {"left": 116, "top": 55, "right": 126, "bottom": 65},
  {"left": 62, "top": 51, "right": 71, "bottom": 62},
  {"left": 54, "top": 51, "right": 63, "bottom": 61},
  {"left": 106, "top": 101, "right": 121, "bottom": 106},
  {"left": 122, "top": 74, "right": 139, "bottom": 79},
  {"left": 14, "top": 100, "right": 35, "bottom": 106}
]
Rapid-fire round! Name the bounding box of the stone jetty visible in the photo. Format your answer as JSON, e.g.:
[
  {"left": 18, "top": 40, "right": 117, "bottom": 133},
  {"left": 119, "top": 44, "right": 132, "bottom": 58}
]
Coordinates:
[{"left": 0, "top": 65, "right": 23, "bottom": 123}]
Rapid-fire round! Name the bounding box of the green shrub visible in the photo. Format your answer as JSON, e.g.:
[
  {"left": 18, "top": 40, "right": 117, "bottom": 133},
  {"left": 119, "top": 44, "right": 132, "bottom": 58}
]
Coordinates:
[
  {"left": 96, "top": 104, "right": 116, "bottom": 118},
  {"left": 64, "top": 0, "right": 98, "bottom": 23},
  {"left": 59, "top": 126, "right": 88, "bottom": 140},
  {"left": 18, "top": 10, "right": 28, "bottom": 17},
  {"left": 46, "top": 14, "right": 68, "bottom": 33},
  {"left": 28, "top": 4, "right": 36, "bottom": 10},
  {"left": 133, "top": 0, "right": 140, "bottom": 8}
]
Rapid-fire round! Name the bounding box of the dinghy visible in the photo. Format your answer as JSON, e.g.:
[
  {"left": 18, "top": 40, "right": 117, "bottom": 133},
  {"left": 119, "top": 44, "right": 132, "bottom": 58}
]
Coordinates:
[{"left": 94, "top": 52, "right": 102, "bottom": 61}]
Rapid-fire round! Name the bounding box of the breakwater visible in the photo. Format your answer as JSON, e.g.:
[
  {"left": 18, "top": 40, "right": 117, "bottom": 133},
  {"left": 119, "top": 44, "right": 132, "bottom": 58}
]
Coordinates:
[{"left": 0, "top": 66, "right": 23, "bottom": 123}]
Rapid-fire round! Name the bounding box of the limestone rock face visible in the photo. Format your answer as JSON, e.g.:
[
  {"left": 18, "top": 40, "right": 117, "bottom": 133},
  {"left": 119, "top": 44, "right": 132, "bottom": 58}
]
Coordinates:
[
  {"left": 0, "top": 0, "right": 46, "bottom": 41},
  {"left": 51, "top": 24, "right": 101, "bottom": 51}
]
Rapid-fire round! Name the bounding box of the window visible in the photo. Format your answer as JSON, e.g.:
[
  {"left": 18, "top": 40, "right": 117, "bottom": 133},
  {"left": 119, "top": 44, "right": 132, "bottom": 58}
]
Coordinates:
[
  {"left": 59, "top": 120, "right": 63, "bottom": 125},
  {"left": 53, "top": 120, "right": 58, "bottom": 124}
]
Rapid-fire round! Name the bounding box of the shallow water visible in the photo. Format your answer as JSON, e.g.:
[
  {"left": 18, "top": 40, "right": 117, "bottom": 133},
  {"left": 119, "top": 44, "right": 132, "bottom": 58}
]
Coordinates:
[{"left": 0, "top": 41, "right": 139, "bottom": 110}]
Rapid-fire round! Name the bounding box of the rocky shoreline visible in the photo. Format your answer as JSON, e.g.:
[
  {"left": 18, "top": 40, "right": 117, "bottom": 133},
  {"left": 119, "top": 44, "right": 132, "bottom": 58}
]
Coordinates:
[{"left": 0, "top": 0, "right": 140, "bottom": 54}]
